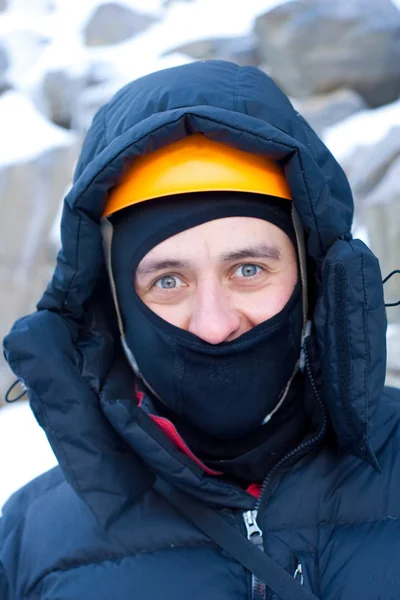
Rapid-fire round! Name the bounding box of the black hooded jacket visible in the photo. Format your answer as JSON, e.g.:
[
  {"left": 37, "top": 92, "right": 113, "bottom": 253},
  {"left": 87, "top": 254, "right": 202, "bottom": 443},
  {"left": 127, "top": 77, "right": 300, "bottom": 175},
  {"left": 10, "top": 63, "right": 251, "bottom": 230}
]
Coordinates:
[{"left": 1, "top": 60, "right": 399, "bottom": 600}]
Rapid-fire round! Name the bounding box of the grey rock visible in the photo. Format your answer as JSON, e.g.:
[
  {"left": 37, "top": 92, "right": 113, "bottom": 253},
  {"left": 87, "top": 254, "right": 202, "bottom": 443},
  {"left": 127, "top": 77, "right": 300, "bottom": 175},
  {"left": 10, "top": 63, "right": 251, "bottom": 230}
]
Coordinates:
[
  {"left": 344, "top": 127, "right": 400, "bottom": 201},
  {"left": 84, "top": 2, "right": 157, "bottom": 47},
  {"left": 0, "top": 81, "right": 12, "bottom": 95},
  {"left": 0, "top": 43, "right": 9, "bottom": 103},
  {"left": 387, "top": 325, "right": 400, "bottom": 385},
  {"left": 163, "top": 34, "right": 261, "bottom": 66},
  {"left": 295, "top": 88, "right": 366, "bottom": 136},
  {"left": 42, "top": 68, "right": 87, "bottom": 129},
  {"left": 363, "top": 155, "right": 400, "bottom": 323},
  {"left": 0, "top": 139, "right": 80, "bottom": 400},
  {"left": 71, "top": 79, "right": 121, "bottom": 135},
  {"left": 254, "top": 0, "right": 400, "bottom": 107},
  {"left": 386, "top": 372, "right": 400, "bottom": 389},
  {"left": 68, "top": 59, "right": 121, "bottom": 132},
  {"left": 0, "top": 0, "right": 7, "bottom": 11},
  {"left": 0, "top": 42, "right": 9, "bottom": 80}
]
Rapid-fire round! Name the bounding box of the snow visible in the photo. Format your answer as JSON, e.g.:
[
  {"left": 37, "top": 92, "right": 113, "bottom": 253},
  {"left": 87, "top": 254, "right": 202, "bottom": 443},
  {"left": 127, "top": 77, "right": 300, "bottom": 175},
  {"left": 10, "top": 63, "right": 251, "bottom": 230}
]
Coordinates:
[
  {"left": 0, "top": 91, "right": 74, "bottom": 167},
  {"left": 2, "top": 0, "right": 292, "bottom": 91},
  {"left": 0, "top": 0, "right": 399, "bottom": 506},
  {"left": 0, "top": 402, "right": 57, "bottom": 511},
  {"left": 323, "top": 98, "right": 400, "bottom": 163},
  {"left": 0, "top": 0, "right": 297, "bottom": 507},
  {"left": 148, "top": 0, "right": 290, "bottom": 52}
]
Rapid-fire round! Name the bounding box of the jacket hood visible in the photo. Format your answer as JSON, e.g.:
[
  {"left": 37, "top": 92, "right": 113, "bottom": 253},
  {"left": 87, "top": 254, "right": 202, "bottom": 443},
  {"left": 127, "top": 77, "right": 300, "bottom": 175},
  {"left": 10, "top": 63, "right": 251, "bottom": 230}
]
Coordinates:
[{"left": 3, "top": 60, "right": 387, "bottom": 526}]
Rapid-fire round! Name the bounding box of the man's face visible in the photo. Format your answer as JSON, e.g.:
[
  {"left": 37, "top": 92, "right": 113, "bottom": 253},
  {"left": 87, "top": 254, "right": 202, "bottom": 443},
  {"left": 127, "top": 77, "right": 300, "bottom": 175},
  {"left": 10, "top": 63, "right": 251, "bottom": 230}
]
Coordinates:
[{"left": 135, "top": 217, "right": 298, "bottom": 344}]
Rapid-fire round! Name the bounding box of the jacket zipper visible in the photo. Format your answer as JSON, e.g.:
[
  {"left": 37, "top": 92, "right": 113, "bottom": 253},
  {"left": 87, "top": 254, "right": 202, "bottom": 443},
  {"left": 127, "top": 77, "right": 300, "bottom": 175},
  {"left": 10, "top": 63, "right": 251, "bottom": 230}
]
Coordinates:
[
  {"left": 242, "top": 339, "right": 326, "bottom": 598},
  {"left": 254, "top": 339, "right": 327, "bottom": 516},
  {"left": 243, "top": 510, "right": 266, "bottom": 599}
]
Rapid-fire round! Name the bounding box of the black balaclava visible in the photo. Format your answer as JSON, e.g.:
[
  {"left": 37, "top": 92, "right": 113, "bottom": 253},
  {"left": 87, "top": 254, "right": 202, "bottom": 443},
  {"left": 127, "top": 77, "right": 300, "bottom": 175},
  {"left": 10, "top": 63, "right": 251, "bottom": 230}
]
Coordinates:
[{"left": 107, "top": 191, "right": 304, "bottom": 440}]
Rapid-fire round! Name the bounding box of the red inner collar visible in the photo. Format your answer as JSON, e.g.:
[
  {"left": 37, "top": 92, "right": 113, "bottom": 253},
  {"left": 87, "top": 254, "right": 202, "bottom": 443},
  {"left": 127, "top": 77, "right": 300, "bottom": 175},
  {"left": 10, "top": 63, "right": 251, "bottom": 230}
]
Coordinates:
[{"left": 136, "top": 387, "right": 261, "bottom": 498}]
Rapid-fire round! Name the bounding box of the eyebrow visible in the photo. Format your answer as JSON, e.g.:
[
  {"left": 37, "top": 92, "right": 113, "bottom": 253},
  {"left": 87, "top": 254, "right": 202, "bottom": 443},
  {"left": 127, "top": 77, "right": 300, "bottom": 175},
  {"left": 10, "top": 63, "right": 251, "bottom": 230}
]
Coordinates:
[
  {"left": 136, "top": 244, "right": 281, "bottom": 276},
  {"left": 136, "top": 259, "right": 191, "bottom": 276},
  {"left": 220, "top": 244, "right": 281, "bottom": 262}
]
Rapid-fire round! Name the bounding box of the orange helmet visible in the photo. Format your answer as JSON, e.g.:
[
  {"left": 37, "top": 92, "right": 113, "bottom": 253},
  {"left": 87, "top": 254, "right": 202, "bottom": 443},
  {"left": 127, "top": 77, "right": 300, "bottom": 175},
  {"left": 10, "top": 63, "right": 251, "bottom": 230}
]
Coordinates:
[{"left": 103, "top": 133, "right": 291, "bottom": 217}]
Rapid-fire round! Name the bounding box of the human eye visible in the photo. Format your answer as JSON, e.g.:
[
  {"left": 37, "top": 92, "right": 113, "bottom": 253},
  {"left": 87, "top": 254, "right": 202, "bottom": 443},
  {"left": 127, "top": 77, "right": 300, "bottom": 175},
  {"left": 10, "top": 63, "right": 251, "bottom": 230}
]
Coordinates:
[
  {"left": 154, "top": 274, "right": 184, "bottom": 289},
  {"left": 233, "top": 264, "right": 264, "bottom": 279}
]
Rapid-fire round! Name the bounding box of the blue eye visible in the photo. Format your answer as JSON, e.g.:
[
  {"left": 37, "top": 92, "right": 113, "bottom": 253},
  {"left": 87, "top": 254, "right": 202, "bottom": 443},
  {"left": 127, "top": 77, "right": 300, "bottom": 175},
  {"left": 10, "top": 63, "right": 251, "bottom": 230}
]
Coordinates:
[
  {"left": 236, "top": 264, "right": 261, "bottom": 278},
  {"left": 155, "top": 275, "right": 182, "bottom": 289}
]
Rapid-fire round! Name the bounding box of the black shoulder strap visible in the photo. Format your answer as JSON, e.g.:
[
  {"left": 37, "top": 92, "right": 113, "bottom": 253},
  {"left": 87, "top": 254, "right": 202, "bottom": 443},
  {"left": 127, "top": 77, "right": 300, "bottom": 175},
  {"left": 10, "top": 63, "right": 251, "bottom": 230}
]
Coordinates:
[{"left": 154, "top": 479, "right": 319, "bottom": 600}]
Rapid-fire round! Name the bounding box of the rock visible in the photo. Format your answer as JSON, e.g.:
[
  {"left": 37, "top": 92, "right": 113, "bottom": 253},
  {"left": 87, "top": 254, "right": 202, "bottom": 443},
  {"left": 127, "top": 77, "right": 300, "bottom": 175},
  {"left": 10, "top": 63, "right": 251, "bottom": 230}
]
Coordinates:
[
  {"left": 71, "top": 78, "right": 123, "bottom": 135},
  {"left": 0, "top": 0, "right": 7, "bottom": 11},
  {"left": 254, "top": 0, "right": 400, "bottom": 107},
  {"left": 42, "top": 67, "right": 88, "bottom": 129},
  {"left": 83, "top": 2, "right": 157, "bottom": 47},
  {"left": 387, "top": 324, "right": 400, "bottom": 387},
  {"left": 1, "top": 29, "right": 48, "bottom": 82},
  {"left": 0, "top": 144, "right": 79, "bottom": 399},
  {"left": 0, "top": 81, "right": 12, "bottom": 95},
  {"left": 0, "top": 92, "right": 79, "bottom": 401},
  {"left": 343, "top": 126, "right": 400, "bottom": 201},
  {"left": 163, "top": 34, "right": 261, "bottom": 66},
  {"left": 363, "top": 155, "right": 400, "bottom": 323},
  {"left": 0, "top": 42, "right": 9, "bottom": 82},
  {"left": 295, "top": 89, "right": 366, "bottom": 136},
  {"left": 85, "top": 58, "right": 119, "bottom": 87},
  {"left": 324, "top": 98, "right": 400, "bottom": 164},
  {"left": 26, "top": 48, "right": 118, "bottom": 130}
]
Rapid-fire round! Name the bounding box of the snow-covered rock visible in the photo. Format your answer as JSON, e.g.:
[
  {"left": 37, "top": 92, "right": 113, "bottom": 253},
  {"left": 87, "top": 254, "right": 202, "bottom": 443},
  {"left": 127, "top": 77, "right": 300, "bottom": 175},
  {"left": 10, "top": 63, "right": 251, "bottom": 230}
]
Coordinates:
[
  {"left": 0, "top": 41, "right": 9, "bottom": 83},
  {"left": 0, "top": 90, "right": 75, "bottom": 165},
  {"left": 0, "top": 92, "right": 79, "bottom": 379},
  {"left": 156, "top": 0, "right": 287, "bottom": 54},
  {"left": 387, "top": 324, "right": 400, "bottom": 386},
  {"left": 363, "top": 156, "right": 400, "bottom": 323},
  {"left": 295, "top": 89, "right": 367, "bottom": 136},
  {"left": 0, "top": 28, "right": 49, "bottom": 84},
  {"left": 364, "top": 153, "right": 400, "bottom": 207},
  {"left": 71, "top": 78, "right": 123, "bottom": 134},
  {"left": 83, "top": 2, "right": 158, "bottom": 47},
  {"left": 163, "top": 34, "right": 260, "bottom": 66},
  {"left": 0, "top": 402, "right": 57, "bottom": 510},
  {"left": 42, "top": 67, "right": 88, "bottom": 128},
  {"left": 254, "top": 0, "right": 400, "bottom": 107},
  {"left": 70, "top": 51, "right": 190, "bottom": 134},
  {"left": 342, "top": 126, "right": 400, "bottom": 202},
  {"left": 323, "top": 99, "right": 400, "bottom": 163},
  {"left": 324, "top": 106, "right": 400, "bottom": 327}
]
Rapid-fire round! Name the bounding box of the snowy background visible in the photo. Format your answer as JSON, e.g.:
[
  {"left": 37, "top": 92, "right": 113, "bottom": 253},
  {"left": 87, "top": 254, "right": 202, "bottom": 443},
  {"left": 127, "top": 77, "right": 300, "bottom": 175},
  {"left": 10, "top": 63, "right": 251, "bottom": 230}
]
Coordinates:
[{"left": 0, "top": 0, "right": 400, "bottom": 508}]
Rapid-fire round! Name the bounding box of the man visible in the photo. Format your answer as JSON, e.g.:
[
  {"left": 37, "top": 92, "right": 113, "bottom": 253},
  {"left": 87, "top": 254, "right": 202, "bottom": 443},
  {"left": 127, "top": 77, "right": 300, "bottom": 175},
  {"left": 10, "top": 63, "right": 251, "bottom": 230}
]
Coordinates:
[{"left": 1, "top": 60, "right": 399, "bottom": 600}]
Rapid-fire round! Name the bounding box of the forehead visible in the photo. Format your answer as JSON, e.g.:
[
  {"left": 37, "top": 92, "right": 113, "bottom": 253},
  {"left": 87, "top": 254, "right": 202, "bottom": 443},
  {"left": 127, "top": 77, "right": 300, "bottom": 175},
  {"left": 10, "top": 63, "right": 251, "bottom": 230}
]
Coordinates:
[
  {"left": 137, "top": 217, "right": 292, "bottom": 266},
  {"left": 136, "top": 217, "right": 295, "bottom": 277}
]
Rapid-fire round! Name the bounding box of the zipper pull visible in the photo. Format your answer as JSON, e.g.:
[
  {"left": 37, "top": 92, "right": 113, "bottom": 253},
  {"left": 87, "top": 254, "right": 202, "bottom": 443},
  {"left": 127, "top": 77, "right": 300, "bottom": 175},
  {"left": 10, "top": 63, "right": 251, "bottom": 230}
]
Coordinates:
[
  {"left": 243, "top": 510, "right": 265, "bottom": 599},
  {"left": 293, "top": 561, "right": 304, "bottom": 585},
  {"left": 243, "top": 510, "right": 263, "bottom": 550}
]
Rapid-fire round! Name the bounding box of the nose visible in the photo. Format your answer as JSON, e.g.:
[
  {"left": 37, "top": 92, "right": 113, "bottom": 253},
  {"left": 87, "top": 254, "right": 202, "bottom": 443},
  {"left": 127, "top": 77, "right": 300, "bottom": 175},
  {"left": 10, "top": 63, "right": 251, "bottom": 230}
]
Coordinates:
[{"left": 188, "top": 281, "right": 241, "bottom": 344}]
